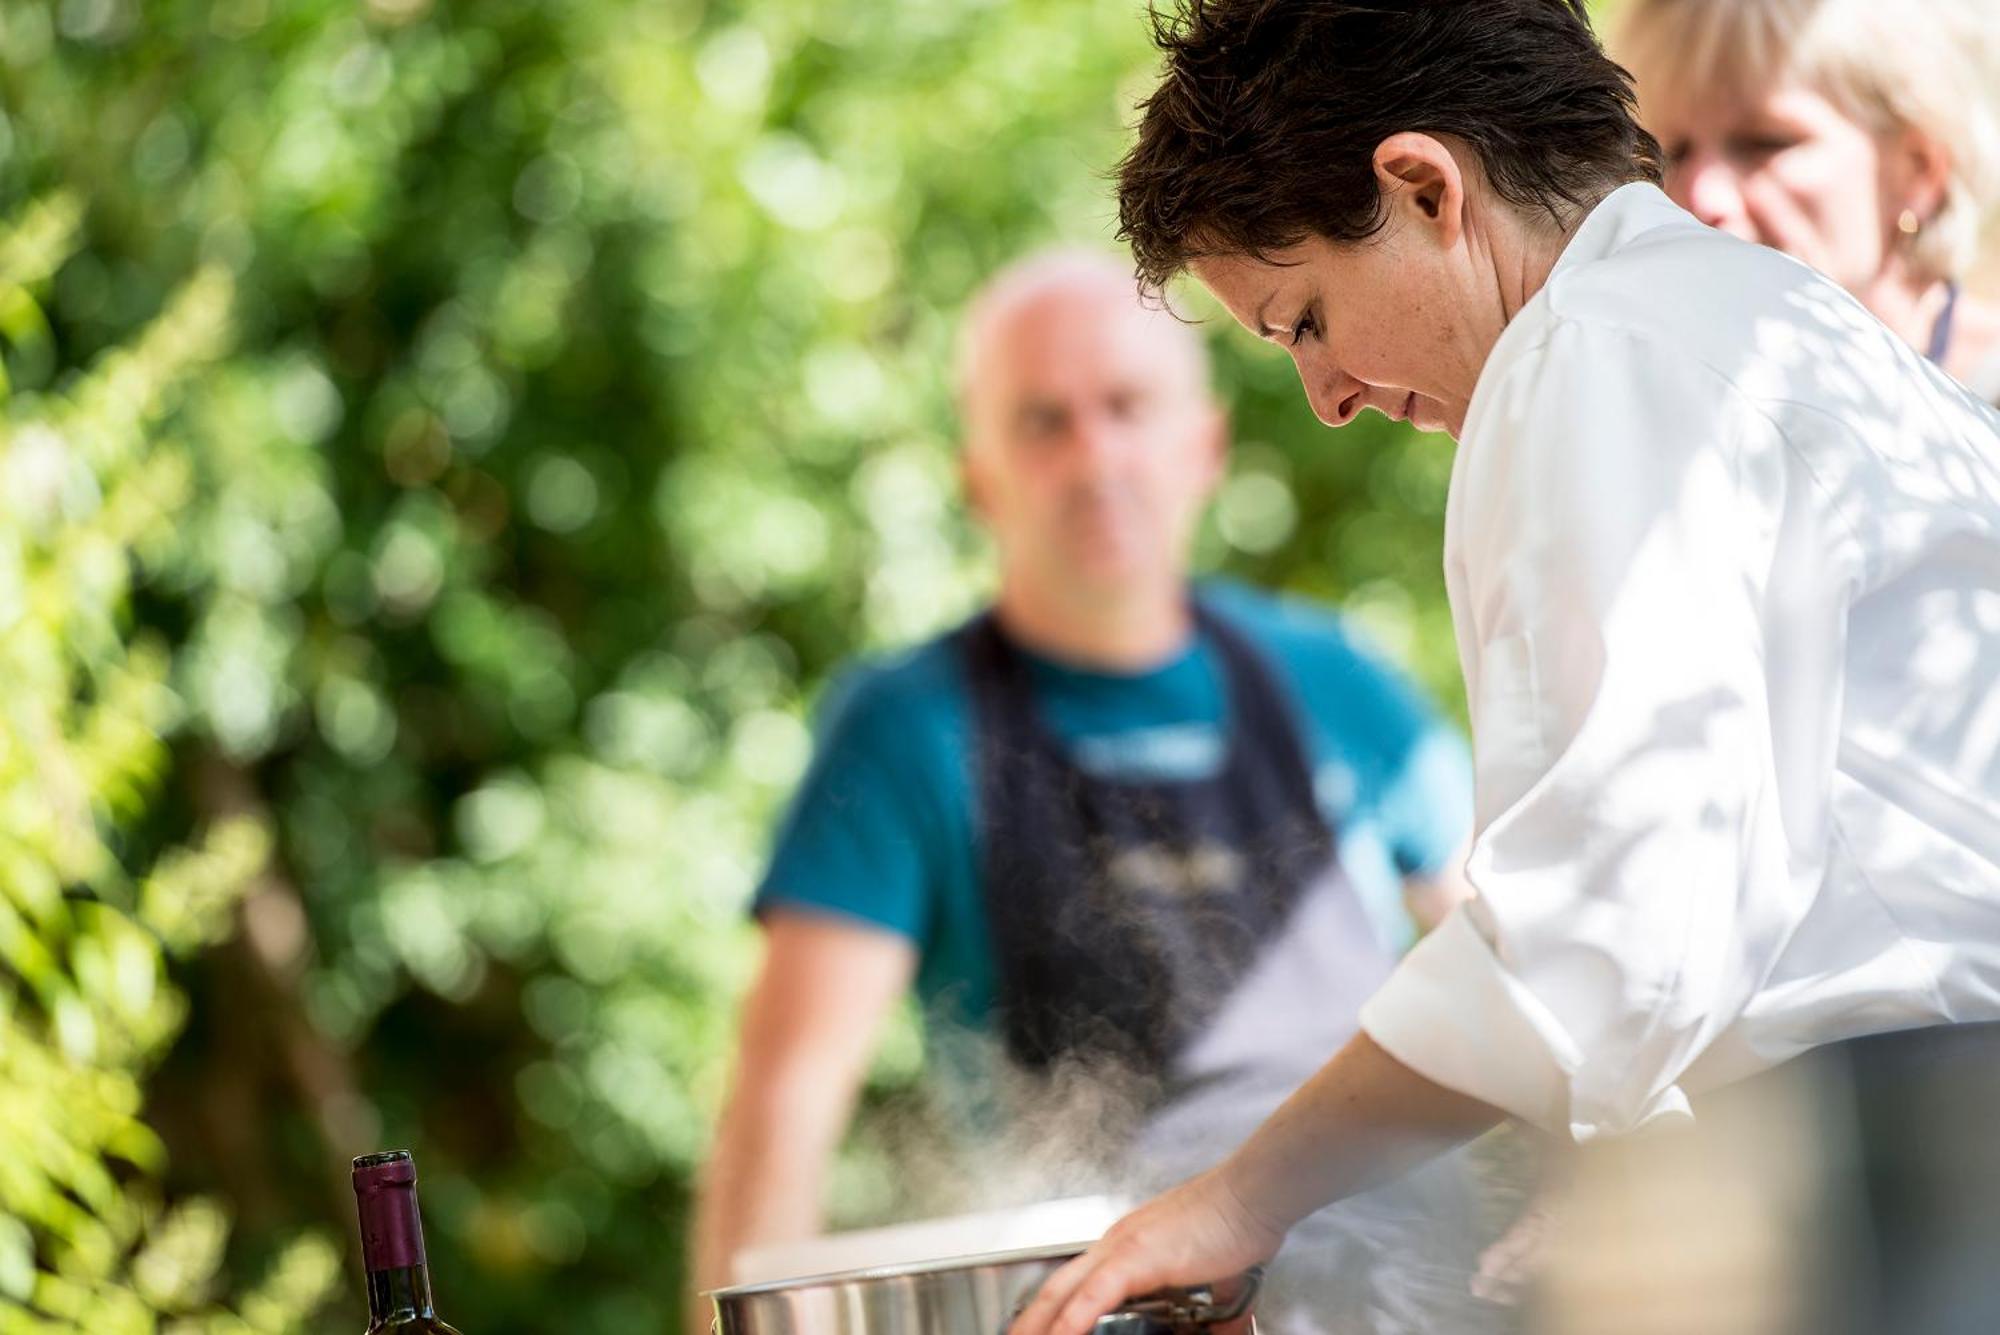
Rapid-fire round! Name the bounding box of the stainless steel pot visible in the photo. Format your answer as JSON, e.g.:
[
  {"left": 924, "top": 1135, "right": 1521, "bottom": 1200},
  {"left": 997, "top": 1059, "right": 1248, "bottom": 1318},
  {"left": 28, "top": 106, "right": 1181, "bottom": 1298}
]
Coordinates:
[{"left": 707, "top": 1242, "right": 1259, "bottom": 1335}]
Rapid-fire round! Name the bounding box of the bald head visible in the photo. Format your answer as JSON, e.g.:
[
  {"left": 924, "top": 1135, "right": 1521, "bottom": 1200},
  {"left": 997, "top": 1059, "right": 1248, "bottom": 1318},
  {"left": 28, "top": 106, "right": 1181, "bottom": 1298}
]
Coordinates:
[
  {"left": 955, "top": 248, "right": 1212, "bottom": 430},
  {"left": 952, "top": 247, "right": 1226, "bottom": 633}
]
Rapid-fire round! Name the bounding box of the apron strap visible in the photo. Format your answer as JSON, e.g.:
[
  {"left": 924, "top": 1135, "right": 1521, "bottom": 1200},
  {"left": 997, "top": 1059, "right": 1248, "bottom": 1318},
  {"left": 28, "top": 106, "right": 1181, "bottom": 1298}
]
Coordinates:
[{"left": 1189, "top": 598, "right": 1329, "bottom": 843}]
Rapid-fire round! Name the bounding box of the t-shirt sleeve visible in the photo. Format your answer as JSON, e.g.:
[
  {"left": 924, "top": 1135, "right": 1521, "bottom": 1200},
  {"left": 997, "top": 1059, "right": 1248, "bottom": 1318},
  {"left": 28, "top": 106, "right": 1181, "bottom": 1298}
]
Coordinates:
[
  {"left": 1288, "top": 607, "right": 1480, "bottom": 875},
  {"left": 1240, "top": 587, "right": 1480, "bottom": 887},
  {"left": 1289, "top": 611, "right": 1475, "bottom": 878},
  {"left": 1375, "top": 722, "right": 1474, "bottom": 879},
  {"left": 752, "top": 666, "right": 942, "bottom": 944}
]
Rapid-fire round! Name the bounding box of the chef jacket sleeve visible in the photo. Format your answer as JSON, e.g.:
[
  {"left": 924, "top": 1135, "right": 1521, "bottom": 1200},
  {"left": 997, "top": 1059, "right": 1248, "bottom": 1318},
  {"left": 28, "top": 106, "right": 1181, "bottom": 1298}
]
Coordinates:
[{"left": 1359, "top": 319, "right": 1807, "bottom": 1140}]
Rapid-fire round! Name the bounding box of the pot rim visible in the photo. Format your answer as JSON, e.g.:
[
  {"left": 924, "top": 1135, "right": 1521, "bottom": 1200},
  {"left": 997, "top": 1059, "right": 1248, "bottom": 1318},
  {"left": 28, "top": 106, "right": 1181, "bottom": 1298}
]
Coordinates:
[{"left": 705, "top": 1239, "right": 1094, "bottom": 1299}]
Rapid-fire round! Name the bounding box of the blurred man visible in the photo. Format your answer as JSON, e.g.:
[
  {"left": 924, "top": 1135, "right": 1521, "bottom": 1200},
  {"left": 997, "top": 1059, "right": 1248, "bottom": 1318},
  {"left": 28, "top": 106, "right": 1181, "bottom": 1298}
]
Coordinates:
[{"left": 689, "top": 249, "right": 1485, "bottom": 1331}]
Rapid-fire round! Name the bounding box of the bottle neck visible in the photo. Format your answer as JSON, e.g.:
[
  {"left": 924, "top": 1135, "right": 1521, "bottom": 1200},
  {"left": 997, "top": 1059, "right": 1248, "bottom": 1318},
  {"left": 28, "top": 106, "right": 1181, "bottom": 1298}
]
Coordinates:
[
  {"left": 357, "top": 1175, "right": 436, "bottom": 1327},
  {"left": 367, "top": 1263, "right": 437, "bottom": 1326}
]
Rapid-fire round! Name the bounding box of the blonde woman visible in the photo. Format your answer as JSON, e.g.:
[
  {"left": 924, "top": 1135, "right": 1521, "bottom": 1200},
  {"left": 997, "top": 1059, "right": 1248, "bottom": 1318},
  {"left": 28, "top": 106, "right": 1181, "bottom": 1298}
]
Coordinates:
[{"left": 1618, "top": 0, "right": 2000, "bottom": 400}]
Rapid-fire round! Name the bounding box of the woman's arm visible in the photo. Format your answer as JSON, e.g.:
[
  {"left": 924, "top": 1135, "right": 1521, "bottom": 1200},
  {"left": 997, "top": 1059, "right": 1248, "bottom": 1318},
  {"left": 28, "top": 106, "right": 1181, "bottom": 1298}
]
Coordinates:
[{"left": 1009, "top": 1032, "right": 1501, "bottom": 1335}]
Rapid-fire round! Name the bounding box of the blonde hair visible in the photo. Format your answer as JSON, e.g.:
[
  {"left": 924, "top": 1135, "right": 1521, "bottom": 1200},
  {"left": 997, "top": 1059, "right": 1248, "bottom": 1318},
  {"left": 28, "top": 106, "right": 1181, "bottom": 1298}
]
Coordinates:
[{"left": 1615, "top": 0, "right": 2000, "bottom": 282}]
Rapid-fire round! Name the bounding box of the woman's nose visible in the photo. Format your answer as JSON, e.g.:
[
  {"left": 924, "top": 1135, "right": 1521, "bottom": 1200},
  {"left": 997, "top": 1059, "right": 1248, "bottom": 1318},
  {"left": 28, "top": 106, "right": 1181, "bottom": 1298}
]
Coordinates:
[
  {"left": 1300, "top": 366, "right": 1365, "bottom": 429},
  {"left": 1676, "top": 153, "right": 1750, "bottom": 234}
]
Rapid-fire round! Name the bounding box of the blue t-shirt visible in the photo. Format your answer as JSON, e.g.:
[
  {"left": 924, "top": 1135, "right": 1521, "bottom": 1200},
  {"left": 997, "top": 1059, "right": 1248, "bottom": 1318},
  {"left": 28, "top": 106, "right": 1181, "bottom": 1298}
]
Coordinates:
[{"left": 754, "top": 580, "right": 1473, "bottom": 1035}]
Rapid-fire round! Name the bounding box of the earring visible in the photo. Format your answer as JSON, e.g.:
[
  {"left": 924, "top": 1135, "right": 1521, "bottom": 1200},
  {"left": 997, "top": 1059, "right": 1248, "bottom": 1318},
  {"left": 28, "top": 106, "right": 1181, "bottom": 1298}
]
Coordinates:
[{"left": 1898, "top": 208, "right": 1923, "bottom": 236}]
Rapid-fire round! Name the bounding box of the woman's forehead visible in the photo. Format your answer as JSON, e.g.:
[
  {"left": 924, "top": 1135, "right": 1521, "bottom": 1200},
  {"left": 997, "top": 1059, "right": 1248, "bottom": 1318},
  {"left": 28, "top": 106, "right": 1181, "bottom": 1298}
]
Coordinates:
[
  {"left": 1622, "top": 1, "right": 1803, "bottom": 120},
  {"left": 1185, "top": 253, "right": 1288, "bottom": 331},
  {"left": 1618, "top": 1, "right": 1906, "bottom": 140}
]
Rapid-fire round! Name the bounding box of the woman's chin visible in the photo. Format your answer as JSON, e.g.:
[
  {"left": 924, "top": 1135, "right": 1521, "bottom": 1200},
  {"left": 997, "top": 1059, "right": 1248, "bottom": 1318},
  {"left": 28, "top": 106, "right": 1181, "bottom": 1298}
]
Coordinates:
[{"left": 1408, "top": 397, "right": 1460, "bottom": 438}]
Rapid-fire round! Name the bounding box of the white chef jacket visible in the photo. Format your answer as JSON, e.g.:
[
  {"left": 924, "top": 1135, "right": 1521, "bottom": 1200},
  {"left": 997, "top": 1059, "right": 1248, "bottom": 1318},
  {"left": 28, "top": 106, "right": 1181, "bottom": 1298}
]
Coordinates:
[{"left": 1359, "top": 182, "right": 2000, "bottom": 1141}]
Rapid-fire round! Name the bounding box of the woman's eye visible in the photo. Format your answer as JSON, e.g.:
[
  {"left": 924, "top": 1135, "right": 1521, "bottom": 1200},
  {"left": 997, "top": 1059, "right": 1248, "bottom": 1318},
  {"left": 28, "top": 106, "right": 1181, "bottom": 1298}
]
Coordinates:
[
  {"left": 1731, "top": 134, "right": 1798, "bottom": 160},
  {"left": 1289, "top": 310, "right": 1317, "bottom": 346}
]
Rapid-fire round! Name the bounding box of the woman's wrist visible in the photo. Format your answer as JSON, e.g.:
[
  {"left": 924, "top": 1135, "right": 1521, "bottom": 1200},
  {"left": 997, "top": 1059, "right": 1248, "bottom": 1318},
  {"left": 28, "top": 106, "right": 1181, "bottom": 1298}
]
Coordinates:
[
  {"left": 1216, "top": 1032, "right": 1506, "bottom": 1236},
  {"left": 1215, "top": 1101, "right": 1336, "bottom": 1238},
  {"left": 1215, "top": 1148, "right": 1298, "bottom": 1243}
]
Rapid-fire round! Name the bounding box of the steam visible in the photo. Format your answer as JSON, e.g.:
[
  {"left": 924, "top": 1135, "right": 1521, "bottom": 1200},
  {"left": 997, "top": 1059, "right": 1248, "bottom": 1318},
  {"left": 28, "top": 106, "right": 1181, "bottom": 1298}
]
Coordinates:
[
  {"left": 824, "top": 715, "right": 1540, "bottom": 1327},
  {"left": 835, "top": 1018, "right": 1544, "bottom": 1334},
  {"left": 843, "top": 1030, "right": 1169, "bottom": 1221}
]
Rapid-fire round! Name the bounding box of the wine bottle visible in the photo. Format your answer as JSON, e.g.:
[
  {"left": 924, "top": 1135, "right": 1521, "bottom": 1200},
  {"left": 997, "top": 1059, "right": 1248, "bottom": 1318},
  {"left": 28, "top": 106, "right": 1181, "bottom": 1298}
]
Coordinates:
[{"left": 352, "top": 1150, "right": 464, "bottom": 1334}]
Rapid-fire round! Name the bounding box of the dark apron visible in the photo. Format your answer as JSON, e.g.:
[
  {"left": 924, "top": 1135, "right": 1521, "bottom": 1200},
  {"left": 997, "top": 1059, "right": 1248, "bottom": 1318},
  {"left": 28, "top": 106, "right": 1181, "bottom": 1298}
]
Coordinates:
[{"left": 958, "top": 601, "right": 1390, "bottom": 1087}]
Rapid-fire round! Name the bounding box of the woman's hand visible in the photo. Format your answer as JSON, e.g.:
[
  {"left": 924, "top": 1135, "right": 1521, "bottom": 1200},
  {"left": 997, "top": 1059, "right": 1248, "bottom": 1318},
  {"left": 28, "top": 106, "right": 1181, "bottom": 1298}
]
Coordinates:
[
  {"left": 1009, "top": 1035, "right": 1500, "bottom": 1335},
  {"left": 1007, "top": 1166, "right": 1285, "bottom": 1335}
]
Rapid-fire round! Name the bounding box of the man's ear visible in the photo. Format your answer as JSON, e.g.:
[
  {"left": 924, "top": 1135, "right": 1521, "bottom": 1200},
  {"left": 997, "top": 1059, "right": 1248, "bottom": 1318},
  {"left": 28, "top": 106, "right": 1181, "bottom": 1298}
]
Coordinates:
[
  {"left": 1372, "top": 132, "right": 1467, "bottom": 249},
  {"left": 1201, "top": 402, "right": 1231, "bottom": 490},
  {"left": 961, "top": 441, "right": 993, "bottom": 523}
]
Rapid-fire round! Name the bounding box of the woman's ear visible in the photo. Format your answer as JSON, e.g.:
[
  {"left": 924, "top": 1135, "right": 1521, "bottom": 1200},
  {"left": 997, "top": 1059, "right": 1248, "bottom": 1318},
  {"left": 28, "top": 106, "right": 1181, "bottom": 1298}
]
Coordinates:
[
  {"left": 1372, "top": 132, "right": 1467, "bottom": 249},
  {"left": 1895, "top": 124, "right": 1952, "bottom": 225}
]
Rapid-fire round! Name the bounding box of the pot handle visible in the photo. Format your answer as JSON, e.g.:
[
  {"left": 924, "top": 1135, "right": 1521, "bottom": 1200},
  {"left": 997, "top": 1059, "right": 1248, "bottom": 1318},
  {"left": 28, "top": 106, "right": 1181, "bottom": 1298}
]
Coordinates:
[
  {"left": 1004, "top": 1266, "right": 1263, "bottom": 1333},
  {"left": 1094, "top": 1265, "right": 1261, "bottom": 1330}
]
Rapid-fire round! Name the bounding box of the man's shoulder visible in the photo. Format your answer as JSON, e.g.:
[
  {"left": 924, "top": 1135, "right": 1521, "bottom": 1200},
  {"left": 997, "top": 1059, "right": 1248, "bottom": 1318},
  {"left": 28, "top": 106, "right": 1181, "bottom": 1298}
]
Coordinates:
[
  {"left": 1199, "top": 577, "right": 1370, "bottom": 677},
  {"left": 812, "top": 626, "right": 972, "bottom": 755},
  {"left": 758, "top": 626, "right": 980, "bottom": 952},
  {"left": 1200, "top": 578, "right": 1446, "bottom": 757}
]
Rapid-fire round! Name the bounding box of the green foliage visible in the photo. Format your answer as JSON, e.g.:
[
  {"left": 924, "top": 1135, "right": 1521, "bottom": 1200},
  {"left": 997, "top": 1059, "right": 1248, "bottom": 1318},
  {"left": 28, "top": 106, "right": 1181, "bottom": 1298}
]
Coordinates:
[
  {"left": 1, "top": 0, "right": 1474, "bottom": 1332},
  {"left": 0, "top": 194, "right": 338, "bottom": 1331}
]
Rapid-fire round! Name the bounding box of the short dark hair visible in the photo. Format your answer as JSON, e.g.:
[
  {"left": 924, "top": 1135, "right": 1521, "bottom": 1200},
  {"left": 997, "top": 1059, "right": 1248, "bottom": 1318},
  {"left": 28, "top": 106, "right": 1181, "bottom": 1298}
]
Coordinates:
[{"left": 1116, "top": 0, "right": 1665, "bottom": 289}]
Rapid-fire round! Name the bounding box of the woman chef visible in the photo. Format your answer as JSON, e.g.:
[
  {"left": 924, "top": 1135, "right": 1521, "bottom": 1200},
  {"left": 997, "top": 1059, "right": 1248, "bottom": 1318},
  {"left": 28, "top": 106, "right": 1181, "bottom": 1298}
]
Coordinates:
[{"left": 1012, "top": 2, "right": 2000, "bottom": 1332}]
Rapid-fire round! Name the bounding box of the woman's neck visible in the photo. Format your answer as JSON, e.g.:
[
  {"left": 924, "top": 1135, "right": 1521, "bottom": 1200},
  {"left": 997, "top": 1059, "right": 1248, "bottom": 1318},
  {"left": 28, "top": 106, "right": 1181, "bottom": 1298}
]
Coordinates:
[
  {"left": 1941, "top": 292, "right": 2000, "bottom": 387},
  {"left": 1857, "top": 258, "right": 2000, "bottom": 373},
  {"left": 1444, "top": 190, "right": 1584, "bottom": 438}
]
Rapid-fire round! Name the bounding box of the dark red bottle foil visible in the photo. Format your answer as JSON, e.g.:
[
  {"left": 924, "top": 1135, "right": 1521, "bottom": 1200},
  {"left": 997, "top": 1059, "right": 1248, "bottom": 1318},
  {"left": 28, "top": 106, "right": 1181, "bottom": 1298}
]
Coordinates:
[{"left": 353, "top": 1151, "right": 427, "bottom": 1271}]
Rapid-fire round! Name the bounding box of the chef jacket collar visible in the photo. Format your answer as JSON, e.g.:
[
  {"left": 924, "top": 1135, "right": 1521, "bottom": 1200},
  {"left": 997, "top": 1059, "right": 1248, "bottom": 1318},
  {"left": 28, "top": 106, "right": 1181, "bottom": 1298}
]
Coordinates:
[
  {"left": 1460, "top": 182, "right": 1693, "bottom": 445},
  {"left": 1544, "top": 180, "right": 1691, "bottom": 287}
]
